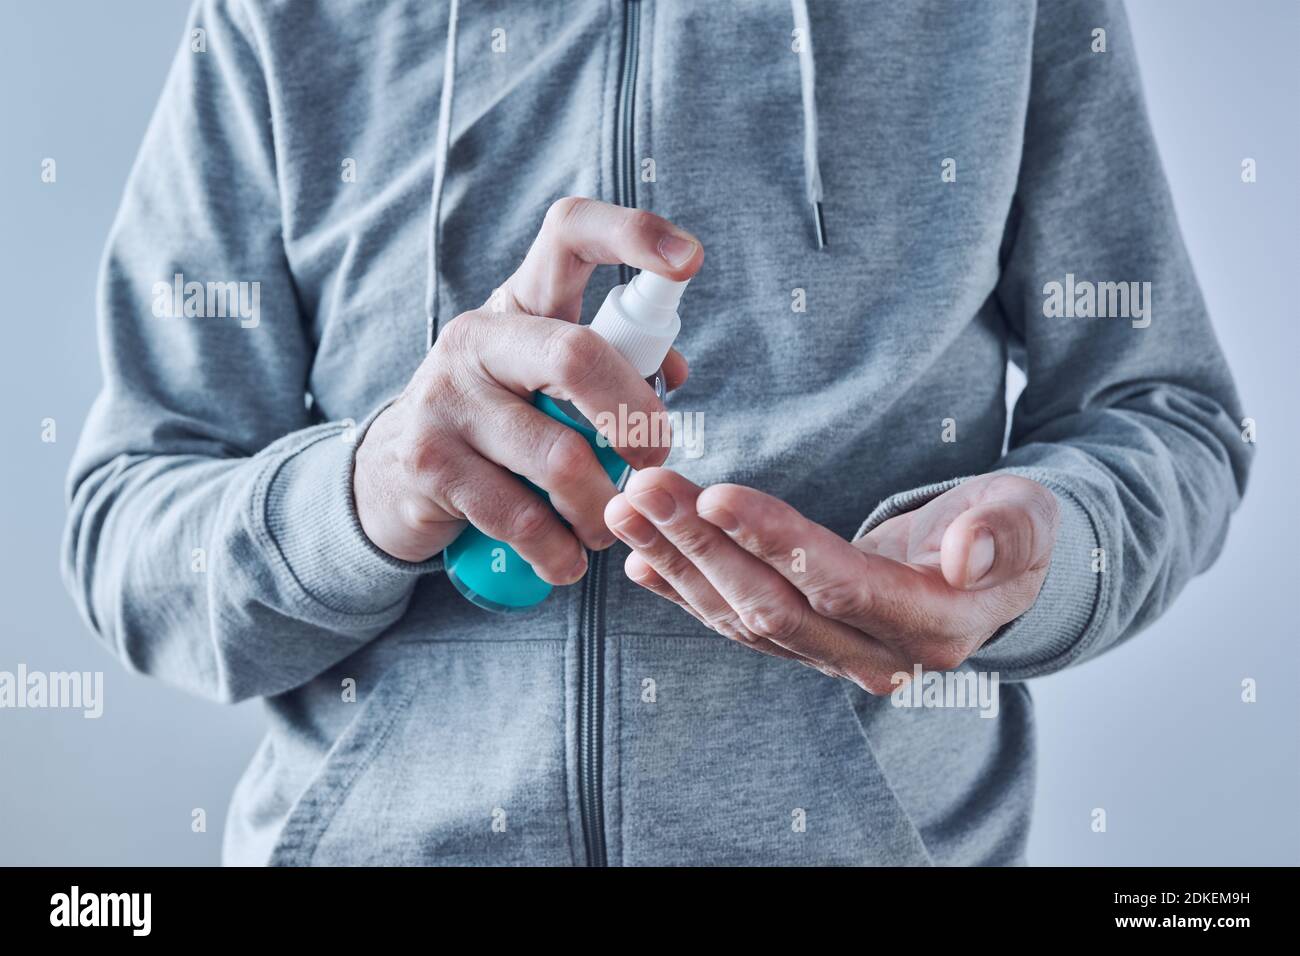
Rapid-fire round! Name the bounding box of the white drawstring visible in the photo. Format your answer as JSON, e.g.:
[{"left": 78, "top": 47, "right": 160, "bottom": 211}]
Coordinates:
[
  {"left": 426, "top": 0, "right": 460, "bottom": 350},
  {"left": 791, "top": 0, "right": 827, "bottom": 249}
]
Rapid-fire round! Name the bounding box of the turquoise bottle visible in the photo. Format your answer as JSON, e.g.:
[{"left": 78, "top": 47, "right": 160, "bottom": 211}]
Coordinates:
[{"left": 443, "top": 271, "right": 690, "bottom": 612}]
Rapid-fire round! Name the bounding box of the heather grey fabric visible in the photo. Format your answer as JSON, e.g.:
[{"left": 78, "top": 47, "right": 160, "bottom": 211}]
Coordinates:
[{"left": 63, "top": 0, "right": 1251, "bottom": 866}]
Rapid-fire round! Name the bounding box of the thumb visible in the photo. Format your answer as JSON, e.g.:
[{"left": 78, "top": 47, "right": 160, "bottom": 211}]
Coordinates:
[{"left": 938, "top": 477, "right": 1059, "bottom": 591}]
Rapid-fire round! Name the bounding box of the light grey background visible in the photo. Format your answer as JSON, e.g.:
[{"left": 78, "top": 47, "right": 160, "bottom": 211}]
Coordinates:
[{"left": 1, "top": 1, "right": 1295, "bottom": 865}]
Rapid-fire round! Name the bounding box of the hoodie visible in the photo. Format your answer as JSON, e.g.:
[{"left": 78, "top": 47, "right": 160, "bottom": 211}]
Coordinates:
[{"left": 63, "top": 0, "right": 1251, "bottom": 865}]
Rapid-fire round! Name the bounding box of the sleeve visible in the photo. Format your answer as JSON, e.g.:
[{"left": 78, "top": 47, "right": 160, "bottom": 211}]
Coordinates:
[
  {"left": 859, "top": 0, "right": 1253, "bottom": 681},
  {"left": 61, "top": 0, "right": 438, "bottom": 704}
]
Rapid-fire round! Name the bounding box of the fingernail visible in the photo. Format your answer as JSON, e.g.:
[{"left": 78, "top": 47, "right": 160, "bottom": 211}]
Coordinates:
[
  {"left": 966, "top": 529, "right": 995, "bottom": 585},
  {"left": 658, "top": 234, "right": 697, "bottom": 268},
  {"left": 613, "top": 514, "right": 655, "bottom": 548},
  {"left": 630, "top": 487, "right": 676, "bottom": 523},
  {"left": 698, "top": 506, "right": 739, "bottom": 534},
  {"left": 568, "top": 552, "right": 589, "bottom": 582}
]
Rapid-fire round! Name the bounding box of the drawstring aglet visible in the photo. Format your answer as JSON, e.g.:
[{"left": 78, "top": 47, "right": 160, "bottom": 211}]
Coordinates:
[{"left": 812, "top": 201, "right": 828, "bottom": 250}]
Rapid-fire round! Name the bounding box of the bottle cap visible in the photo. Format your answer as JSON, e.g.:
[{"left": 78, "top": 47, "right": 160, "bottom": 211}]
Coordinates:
[{"left": 588, "top": 271, "right": 688, "bottom": 377}]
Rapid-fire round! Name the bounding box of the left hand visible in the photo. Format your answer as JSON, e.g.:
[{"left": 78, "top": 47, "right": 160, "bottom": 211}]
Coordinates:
[{"left": 604, "top": 469, "right": 1060, "bottom": 694}]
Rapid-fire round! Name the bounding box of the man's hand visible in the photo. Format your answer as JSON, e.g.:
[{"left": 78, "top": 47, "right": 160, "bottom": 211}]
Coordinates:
[
  {"left": 354, "top": 197, "right": 702, "bottom": 575},
  {"left": 605, "top": 470, "right": 1060, "bottom": 693}
]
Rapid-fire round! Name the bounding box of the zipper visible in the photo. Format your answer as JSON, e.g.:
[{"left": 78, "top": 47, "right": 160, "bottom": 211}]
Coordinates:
[
  {"left": 614, "top": 0, "right": 641, "bottom": 250},
  {"left": 577, "top": 0, "right": 640, "bottom": 869}
]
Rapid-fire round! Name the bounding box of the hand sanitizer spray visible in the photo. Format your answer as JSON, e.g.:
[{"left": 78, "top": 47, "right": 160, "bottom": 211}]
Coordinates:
[{"left": 444, "top": 271, "right": 690, "bottom": 612}]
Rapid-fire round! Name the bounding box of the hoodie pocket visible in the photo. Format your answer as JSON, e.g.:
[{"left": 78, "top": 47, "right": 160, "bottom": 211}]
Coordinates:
[
  {"left": 269, "top": 640, "right": 573, "bottom": 866},
  {"left": 617, "top": 634, "right": 933, "bottom": 866}
]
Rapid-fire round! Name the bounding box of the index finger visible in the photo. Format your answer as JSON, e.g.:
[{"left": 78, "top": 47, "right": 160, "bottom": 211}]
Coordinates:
[
  {"left": 694, "top": 483, "right": 966, "bottom": 647},
  {"left": 445, "top": 309, "right": 671, "bottom": 470},
  {"left": 499, "top": 197, "right": 703, "bottom": 323}
]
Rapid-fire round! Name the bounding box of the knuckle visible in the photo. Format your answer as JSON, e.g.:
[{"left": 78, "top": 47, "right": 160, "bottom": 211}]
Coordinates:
[
  {"left": 670, "top": 521, "right": 720, "bottom": 557},
  {"left": 543, "top": 428, "right": 595, "bottom": 487},
  {"left": 544, "top": 195, "right": 587, "bottom": 233},
  {"left": 433, "top": 471, "right": 473, "bottom": 520},
  {"left": 619, "top": 208, "right": 657, "bottom": 241},
  {"left": 396, "top": 431, "right": 438, "bottom": 476},
  {"left": 654, "top": 546, "right": 696, "bottom": 582},
  {"left": 742, "top": 600, "right": 803, "bottom": 642},
  {"left": 805, "top": 577, "right": 871, "bottom": 620},
  {"left": 707, "top": 611, "right": 747, "bottom": 641},
  {"left": 436, "top": 309, "right": 481, "bottom": 354},
  {"left": 548, "top": 324, "right": 606, "bottom": 392},
  {"left": 503, "top": 499, "right": 554, "bottom": 544}
]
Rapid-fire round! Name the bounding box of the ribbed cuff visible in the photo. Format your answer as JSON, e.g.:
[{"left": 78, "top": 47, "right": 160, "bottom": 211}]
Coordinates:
[
  {"left": 853, "top": 476, "right": 971, "bottom": 539},
  {"left": 854, "top": 470, "right": 1103, "bottom": 679},
  {"left": 259, "top": 405, "right": 441, "bottom": 622}
]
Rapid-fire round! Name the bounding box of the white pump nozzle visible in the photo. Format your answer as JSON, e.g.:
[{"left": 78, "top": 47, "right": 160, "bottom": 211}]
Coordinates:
[
  {"left": 588, "top": 271, "right": 689, "bottom": 377},
  {"left": 625, "top": 271, "right": 689, "bottom": 314}
]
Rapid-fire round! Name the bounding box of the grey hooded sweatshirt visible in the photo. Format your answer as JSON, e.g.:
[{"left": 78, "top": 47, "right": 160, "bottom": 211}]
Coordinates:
[{"left": 64, "top": 0, "right": 1251, "bottom": 866}]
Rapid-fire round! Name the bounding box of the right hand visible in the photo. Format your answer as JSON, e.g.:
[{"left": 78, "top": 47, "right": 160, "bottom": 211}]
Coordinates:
[{"left": 354, "top": 197, "right": 704, "bottom": 580}]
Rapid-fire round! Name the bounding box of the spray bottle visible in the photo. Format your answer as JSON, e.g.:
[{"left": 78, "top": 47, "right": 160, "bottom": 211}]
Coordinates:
[{"left": 443, "top": 270, "right": 690, "bottom": 612}]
